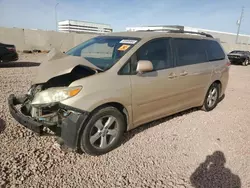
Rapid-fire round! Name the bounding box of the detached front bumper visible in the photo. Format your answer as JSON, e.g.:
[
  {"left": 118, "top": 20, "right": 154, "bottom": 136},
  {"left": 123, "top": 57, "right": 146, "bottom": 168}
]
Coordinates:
[
  {"left": 8, "top": 94, "right": 43, "bottom": 134},
  {"left": 8, "top": 94, "right": 89, "bottom": 151}
]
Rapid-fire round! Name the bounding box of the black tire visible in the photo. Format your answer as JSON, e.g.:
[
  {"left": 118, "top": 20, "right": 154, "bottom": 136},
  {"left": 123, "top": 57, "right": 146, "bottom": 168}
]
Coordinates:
[
  {"left": 79, "top": 106, "right": 126, "bottom": 156},
  {"left": 242, "top": 58, "right": 249, "bottom": 66},
  {"left": 201, "top": 83, "right": 220, "bottom": 112}
]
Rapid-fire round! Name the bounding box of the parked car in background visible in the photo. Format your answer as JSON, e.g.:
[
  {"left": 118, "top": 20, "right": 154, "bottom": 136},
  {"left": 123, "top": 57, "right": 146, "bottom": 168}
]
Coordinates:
[
  {"left": 8, "top": 28, "right": 230, "bottom": 156},
  {"left": 0, "top": 43, "right": 18, "bottom": 62},
  {"left": 227, "top": 50, "right": 250, "bottom": 66}
]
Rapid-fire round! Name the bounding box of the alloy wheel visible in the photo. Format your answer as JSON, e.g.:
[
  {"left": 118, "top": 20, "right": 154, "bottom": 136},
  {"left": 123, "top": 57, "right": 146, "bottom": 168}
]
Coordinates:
[
  {"left": 207, "top": 87, "right": 218, "bottom": 108},
  {"left": 89, "top": 115, "right": 118, "bottom": 149}
]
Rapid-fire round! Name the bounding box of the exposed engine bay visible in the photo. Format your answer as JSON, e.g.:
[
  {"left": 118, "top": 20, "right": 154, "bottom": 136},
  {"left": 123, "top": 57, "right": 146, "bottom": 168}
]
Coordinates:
[{"left": 20, "top": 65, "right": 97, "bottom": 128}]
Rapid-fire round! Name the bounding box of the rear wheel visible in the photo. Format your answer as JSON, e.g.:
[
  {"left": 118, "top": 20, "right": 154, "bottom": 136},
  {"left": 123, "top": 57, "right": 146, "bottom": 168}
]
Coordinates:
[
  {"left": 242, "top": 58, "right": 249, "bottom": 66},
  {"left": 79, "top": 106, "right": 126, "bottom": 156},
  {"left": 201, "top": 83, "right": 220, "bottom": 112}
]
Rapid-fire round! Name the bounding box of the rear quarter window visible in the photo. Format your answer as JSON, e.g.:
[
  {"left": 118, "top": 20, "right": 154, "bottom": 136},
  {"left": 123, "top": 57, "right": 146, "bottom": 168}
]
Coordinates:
[{"left": 203, "top": 40, "right": 225, "bottom": 61}]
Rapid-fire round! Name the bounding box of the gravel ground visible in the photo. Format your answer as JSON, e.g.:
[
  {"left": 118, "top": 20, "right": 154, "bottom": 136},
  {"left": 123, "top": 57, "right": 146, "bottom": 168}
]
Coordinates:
[{"left": 0, "top": 53, "right": 249, "bottom": 188}]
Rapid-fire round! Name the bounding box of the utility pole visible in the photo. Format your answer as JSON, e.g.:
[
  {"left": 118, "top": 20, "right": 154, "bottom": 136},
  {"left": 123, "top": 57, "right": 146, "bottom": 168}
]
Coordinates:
[
  {"left": 55, "top": 3, "right": 59, "bottom": 32},
  {"left": 236, "top": 6, "right": 244, "bottom": 44}
]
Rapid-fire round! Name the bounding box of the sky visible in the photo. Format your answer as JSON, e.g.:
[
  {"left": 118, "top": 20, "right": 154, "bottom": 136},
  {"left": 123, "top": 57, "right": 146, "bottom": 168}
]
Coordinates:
[{"left": 0, "top": 0, "right": 249, "bottom": 34}]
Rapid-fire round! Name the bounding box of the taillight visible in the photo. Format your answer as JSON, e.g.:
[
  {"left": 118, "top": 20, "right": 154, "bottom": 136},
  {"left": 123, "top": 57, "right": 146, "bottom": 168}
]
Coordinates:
[
  {"left": 6, "top": 47, "right": 16, "bottom": 51},
  {"left": 226, "top": 60, "right": 231, "bottom": 66}
]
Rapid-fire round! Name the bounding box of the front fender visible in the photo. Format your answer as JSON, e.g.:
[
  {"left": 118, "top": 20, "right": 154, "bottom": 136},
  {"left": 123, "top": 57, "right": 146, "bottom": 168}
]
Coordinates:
[{"left": 60, "top": 75, "right": 133, "bottom": 128}]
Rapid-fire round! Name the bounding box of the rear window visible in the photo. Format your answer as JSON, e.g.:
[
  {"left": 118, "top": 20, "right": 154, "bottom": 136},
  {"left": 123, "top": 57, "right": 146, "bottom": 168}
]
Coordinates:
[{"left": 203, "top": 40, "right": 225, "bottom": 61}]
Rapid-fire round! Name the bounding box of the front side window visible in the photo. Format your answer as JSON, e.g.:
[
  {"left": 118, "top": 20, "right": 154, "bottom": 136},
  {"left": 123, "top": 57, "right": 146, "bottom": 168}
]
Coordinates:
[
  {"left": 133, "top": 38, "right": 172, "bottom": 72},
  {"left": 66, "top": 36, "right": 140, "bottom": 71},
  {"left": 118, "top": 59, "right": 131, "bottom": 75},
  {"left": 173, "top": 38, "right": 207, "bottom": 67}
]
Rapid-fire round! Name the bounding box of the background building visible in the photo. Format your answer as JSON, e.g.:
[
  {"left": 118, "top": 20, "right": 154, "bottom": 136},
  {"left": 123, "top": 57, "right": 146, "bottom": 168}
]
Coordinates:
[
  {"left": 126, "top": 25, "right": 250, "bottom": 45},
  {"left": 58, "top": 20, "right": 113, "bottom": 34}
]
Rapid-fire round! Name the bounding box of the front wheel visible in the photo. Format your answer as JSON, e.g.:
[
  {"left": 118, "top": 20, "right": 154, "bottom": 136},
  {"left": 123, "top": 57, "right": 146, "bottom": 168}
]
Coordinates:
[
  {"left": 201, "top": 83, "right": 220, "bottom": 112},
  {"left": 242, "top": 58, "right": 249, "bottom": 66},
  {"left": 79, "top": 106, "right": 126, "bottom": 156}
]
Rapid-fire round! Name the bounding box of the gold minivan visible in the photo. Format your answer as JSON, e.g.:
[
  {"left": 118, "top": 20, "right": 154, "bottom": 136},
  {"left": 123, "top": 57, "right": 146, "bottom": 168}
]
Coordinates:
[{"left": 8, "top": 29, "right": 230, "bottom": 155}]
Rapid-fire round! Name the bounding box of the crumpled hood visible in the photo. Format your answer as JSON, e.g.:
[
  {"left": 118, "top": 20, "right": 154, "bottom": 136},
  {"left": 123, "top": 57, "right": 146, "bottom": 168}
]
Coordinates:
[{"left": 32, "top": 48, "right": 102, "bottom": 84}]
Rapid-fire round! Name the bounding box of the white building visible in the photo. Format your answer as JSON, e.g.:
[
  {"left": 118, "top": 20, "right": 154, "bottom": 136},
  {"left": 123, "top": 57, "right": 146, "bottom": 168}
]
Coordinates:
[
  {"left": 58, "top": 20, "right": 113, "bottom": 34},
  {"left": 126, "top": 25, "right": 250, "bottom": 45}
]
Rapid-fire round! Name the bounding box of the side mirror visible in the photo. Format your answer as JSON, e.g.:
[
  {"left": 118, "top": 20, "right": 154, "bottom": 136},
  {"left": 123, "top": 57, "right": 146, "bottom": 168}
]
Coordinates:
[{"left": 136, "top": 60, "right": 153, "bottom": 73}]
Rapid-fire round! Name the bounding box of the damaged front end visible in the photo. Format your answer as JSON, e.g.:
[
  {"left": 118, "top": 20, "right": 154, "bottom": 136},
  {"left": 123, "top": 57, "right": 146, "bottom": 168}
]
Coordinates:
[
  {"left": 25, "top": 84, "right": 83, "bottom": 129},
  {"left": 8, "top": 49, "right": 100, "bottom": 150},
  {"left": 8, "top": 92, "right": 89, "bottom": 150},
  {"left": 8, "top": 82, "right": 90, "bottom": 150}
]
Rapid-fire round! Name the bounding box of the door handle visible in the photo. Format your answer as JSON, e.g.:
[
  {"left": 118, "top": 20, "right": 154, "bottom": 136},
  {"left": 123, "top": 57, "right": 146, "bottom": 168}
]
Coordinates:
[
  {"left": 168, "top": 72, "right": 177, "bottom": 79},
  {"left": 180, "top": 71, "right": 188, "bottom": 76}
]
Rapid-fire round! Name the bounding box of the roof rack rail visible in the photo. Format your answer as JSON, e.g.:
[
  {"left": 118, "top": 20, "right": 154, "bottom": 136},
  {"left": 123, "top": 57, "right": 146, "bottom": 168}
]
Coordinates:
[
  {"left": 169, "top": 30, "right": 214, "bottom": 38},
  {"left": 135, "top": 29, "right": 214, "bottom": 38},
  {"left": 129, "top": 26, "right": 213, "bottom": 38}
]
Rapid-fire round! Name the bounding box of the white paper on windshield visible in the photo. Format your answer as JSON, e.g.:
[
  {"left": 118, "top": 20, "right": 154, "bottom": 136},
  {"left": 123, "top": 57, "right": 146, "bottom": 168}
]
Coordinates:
[{"left": 119, "top": 39, "right": 138, "bottom": 44}]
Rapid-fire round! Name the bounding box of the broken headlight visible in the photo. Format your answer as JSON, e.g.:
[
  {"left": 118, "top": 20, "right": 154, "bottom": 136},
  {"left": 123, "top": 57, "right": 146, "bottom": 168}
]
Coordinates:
[{"left": 31, "top": 86, "right": 82, "bottom": 106}]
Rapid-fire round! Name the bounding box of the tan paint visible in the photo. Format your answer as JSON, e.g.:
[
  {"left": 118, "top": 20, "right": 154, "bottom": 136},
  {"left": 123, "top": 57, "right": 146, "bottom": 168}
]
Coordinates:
[{"left": 34, "top": 32, "right": 230, "bottom": 131}]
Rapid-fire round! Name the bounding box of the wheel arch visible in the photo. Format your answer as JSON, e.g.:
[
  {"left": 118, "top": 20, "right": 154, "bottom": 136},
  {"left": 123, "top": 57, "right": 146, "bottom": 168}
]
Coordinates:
[
  {"left": 201, "top": 80, "right": 221, "bottom": 112},
  {"left": 87, "top": 102, "right": 130, "bottom": 132},
  {"left": 76, "top": 101, "right": 130, "bottom": 154},
  {"left": 213, "top": 80, "right": 222, "bottom": 95},
  {"left": 201, "top": 79, "right": 222, "bottom": 107}
]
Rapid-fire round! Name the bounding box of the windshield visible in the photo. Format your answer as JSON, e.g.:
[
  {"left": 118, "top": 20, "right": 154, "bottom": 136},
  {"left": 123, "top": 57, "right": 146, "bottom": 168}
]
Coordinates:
[{"left": 66, "top": 36, "right": 140, "bottom": 71}]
